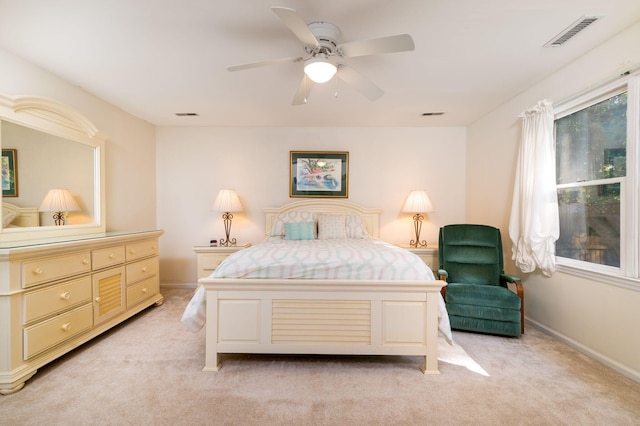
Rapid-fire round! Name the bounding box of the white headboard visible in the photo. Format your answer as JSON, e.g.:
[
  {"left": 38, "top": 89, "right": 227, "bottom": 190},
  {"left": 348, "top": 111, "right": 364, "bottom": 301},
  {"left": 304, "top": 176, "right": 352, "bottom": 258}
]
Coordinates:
[
  {"left": 2, "top": 202, "right": 40, "bottom": 227},
  {"left": 264, "top": 200, "right": 382, "bottom": 238}
]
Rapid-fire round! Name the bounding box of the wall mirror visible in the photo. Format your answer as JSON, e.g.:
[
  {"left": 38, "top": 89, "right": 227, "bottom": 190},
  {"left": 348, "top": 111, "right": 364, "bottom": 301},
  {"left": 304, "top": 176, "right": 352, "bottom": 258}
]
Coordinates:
[{"left": 0, "top": 93, "right": 106, "bottom": 244}]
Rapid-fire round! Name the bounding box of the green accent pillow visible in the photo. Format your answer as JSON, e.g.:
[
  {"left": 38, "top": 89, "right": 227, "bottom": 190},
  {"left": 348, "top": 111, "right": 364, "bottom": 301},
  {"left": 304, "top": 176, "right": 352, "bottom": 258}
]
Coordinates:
[{"left": 284, "top": 221, "right": 316, "bottom": 240}]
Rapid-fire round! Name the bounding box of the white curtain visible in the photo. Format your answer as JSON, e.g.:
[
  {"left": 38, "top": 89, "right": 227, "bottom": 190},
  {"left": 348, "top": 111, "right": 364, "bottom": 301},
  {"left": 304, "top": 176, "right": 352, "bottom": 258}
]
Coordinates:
[{"left": 509, "top": 99, "right": 559, "bottom": 277}]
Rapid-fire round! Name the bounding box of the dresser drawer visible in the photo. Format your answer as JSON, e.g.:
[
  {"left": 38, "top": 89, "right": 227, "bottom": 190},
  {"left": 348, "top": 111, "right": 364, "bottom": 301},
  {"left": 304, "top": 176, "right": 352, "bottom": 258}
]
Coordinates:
[
  {"left": 22, "top": 251, "right": 92, "bottom": 288},
  {"left": 126, "top": 256, "right": 159, "bottom": 285},
  {"left": 126, "top": 239, "right": 159, "bottom": 262},
  {"left": 23, "top": 303, "right": 93, "bottom": 360},
  {"left": 23, "top": 276, "right": 92, "bottom": 324},
  {"left": 92, "top": 245, "right": 125, "bottom": 270},
  {"left": 126, "top": 276, "right": 159, "bottom": 308}
]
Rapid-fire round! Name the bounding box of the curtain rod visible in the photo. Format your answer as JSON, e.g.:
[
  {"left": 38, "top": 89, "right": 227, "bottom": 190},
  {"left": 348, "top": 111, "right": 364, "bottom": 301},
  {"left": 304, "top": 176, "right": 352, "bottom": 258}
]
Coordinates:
[{"left": 555, "top": 63, "right": 640, "bottom": 106}]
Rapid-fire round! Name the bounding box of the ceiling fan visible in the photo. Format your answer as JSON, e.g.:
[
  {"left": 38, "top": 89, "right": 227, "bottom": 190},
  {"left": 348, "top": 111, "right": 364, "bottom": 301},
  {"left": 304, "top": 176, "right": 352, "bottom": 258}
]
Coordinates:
[{"left": 227, "top": 6, "right": 415, "bottom": 105}]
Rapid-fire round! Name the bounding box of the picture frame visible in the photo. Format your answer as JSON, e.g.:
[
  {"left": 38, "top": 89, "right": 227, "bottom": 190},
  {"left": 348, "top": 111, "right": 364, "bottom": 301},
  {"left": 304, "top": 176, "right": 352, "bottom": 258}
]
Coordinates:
[
  {"left": 1, "top": 149, "right": 18, "bottom": 197},
  {"left": 290, "top": 151, "right": 348, "bottom": 198}
]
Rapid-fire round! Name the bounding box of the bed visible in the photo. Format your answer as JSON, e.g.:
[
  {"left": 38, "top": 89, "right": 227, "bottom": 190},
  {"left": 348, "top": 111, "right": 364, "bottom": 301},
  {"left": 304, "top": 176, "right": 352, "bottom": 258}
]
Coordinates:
[
  {"left": 183, "top": 200, "right": 449, "bottom": 374},
  {"left": 2, "top": 202, "right": 40, "bottom": 228}
]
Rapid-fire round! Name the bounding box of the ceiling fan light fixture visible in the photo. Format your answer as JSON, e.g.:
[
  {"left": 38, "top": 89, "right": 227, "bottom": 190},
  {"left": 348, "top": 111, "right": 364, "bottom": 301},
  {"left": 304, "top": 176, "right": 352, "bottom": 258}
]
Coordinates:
[{"left": 304, "top": 56, "right": 337, "bottom": 83}]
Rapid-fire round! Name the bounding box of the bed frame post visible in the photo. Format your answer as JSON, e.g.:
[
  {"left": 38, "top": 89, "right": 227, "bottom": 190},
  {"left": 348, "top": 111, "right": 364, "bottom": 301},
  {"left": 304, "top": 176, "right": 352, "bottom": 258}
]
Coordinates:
[
  {"left": 203, "top": 288, "right": 220, "bottom": 372},
  {"left": 421, "top": 291, "right": 441, "bottom": 375}
]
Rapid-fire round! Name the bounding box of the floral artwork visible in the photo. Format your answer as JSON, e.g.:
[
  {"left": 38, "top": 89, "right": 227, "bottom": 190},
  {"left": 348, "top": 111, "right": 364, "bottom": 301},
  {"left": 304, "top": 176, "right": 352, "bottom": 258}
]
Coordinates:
[
  {"left": 290, "top": 151, "right": 348, "bottom": 198},
  {"left": 1, "top": 149, "right": 17, "bottom": 197}
]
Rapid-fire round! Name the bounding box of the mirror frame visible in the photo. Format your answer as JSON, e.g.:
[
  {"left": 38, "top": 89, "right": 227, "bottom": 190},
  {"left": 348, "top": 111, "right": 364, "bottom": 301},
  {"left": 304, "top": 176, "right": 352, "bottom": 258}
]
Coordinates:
[{"left": 0, "top": 93, "right": 106, "bottom": 244}]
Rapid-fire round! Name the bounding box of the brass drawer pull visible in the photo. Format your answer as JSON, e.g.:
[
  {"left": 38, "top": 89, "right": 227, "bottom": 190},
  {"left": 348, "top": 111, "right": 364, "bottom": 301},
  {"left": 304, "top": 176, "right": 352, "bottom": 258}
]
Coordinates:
[
  {"left": 60, "top": 291, "right": 71, "bottom": 300},
  {"left": 61, "top": 323, "right": 71, "bottom": 332},
  {"left": 109, "top": 253, "right": 116, "bottom": 259},
  {"left": 33, "top": 267, "right": 43, "bottom": 275}
]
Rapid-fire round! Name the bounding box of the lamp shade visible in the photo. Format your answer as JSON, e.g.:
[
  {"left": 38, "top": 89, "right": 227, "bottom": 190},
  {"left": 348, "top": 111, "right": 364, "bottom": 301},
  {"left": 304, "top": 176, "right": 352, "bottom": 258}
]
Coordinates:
[
  {"left": 304, "top": 56, "right": 337, "bottom": 83},
  {"left": 38, "top": 189, "right": 81, "bottom": 212},
  {"left": 212, "top": 189, "right": 243, "bottom": 213},
  {"left": 402, "top": 190, "right": 434, "bottom": 213}
]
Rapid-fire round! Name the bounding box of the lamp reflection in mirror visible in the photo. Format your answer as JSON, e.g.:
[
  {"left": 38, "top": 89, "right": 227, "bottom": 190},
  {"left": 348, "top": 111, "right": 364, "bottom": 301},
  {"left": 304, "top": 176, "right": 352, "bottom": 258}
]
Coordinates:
[
  {"left": 38, "top": 189, "right": 81, "bottom": 226},
  {"left": 304, "top": 55, "right": 337, "bottom": 83},
  {"left": 402, "top": 190, "right": 434, "bottom": 248},
  {"left": 212, "top": 189, "right": 243, "bottom": 247}
]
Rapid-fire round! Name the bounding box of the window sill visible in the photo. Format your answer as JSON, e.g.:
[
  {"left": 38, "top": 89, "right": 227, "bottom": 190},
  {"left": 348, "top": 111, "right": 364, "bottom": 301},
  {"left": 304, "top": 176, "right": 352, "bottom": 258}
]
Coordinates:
[{"left": 555, "top": 261, "right": 640, "bottom": 292}]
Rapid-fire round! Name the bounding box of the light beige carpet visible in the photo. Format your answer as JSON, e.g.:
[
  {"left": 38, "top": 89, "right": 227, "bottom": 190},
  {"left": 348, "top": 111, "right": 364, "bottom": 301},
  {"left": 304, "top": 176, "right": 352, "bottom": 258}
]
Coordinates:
[{"left": 1, "top": 288, "right": 639, "bottom": 425}]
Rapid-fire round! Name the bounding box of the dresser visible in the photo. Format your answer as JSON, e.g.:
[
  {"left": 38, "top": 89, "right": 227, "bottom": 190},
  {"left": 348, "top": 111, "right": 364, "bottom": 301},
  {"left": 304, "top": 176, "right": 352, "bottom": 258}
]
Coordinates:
[
  {"left": 193, "top": 244, "right": 251, "bottom": 281},
  {"left": 0, "top": 230, "right": 163, "bottom": 394}
]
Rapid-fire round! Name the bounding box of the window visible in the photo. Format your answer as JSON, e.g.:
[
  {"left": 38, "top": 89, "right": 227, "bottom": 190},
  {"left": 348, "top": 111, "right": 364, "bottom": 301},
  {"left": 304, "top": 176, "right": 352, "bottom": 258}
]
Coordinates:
[{"left": 554, "top": 74, "right": 639, "bottom": 281}]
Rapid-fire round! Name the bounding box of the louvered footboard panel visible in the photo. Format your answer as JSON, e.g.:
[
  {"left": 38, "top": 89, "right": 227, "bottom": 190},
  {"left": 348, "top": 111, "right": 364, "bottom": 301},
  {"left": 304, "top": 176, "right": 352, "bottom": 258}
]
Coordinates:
[{"left": 272, "top": 300, "right": 371, "bottom": 345}]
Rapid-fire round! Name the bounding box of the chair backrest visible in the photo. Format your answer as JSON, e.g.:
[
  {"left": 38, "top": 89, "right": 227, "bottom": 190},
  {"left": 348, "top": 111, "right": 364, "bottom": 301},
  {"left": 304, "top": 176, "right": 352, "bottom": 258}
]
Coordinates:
[{"left": 438, "top": 224, "right": 504, "bottom": 286}]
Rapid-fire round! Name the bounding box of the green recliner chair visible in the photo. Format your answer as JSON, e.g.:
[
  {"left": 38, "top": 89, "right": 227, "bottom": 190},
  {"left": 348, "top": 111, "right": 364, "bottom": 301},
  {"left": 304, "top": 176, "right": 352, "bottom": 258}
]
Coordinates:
[{"left": 438, "top": 224, "right": 524, "bottom": 337}]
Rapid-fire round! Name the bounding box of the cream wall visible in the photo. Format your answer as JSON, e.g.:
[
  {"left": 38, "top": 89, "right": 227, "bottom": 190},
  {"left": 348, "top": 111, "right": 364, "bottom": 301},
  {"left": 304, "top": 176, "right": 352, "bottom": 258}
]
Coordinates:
[
  {"left": 156, "top": 126, "right": 466, "bottom": 285},
  {"left": 0, "top": 48, "right": 157, "bottom": 231},
  {"left": 467, "top": 22, "right": 640, "bottom": 381}
]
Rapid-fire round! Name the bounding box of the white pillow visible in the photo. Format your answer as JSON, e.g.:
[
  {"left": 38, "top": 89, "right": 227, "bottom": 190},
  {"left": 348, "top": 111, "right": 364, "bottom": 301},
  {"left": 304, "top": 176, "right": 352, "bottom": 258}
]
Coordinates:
[
  {"left": 269, "top": 211, "right": 317, "bottom": 237},
  {"left": 2, "top": 212, "right": 17, "bottom": 227},
  {"left": 345, "top": 214, "right": 369, "bottom": 239},
  {"left": 317, "top": 214, "right": 347, "bottom": 240}
]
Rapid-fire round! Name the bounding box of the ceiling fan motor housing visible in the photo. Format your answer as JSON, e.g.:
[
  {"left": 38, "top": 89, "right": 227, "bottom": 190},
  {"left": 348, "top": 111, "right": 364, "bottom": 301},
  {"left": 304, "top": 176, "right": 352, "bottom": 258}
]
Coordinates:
[{"left": 306, "top": 21, "right": 342, "bottom": 56}]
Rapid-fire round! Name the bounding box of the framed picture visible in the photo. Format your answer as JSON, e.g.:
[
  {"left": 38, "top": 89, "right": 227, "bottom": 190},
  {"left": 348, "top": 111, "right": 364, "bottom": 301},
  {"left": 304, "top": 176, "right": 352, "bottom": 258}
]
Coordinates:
[
  {"left": 290, "top": 151, "right": 348, "bottom": 198},
  {"left": 1, "top": 149, "right": 18, "bottom": 197}
]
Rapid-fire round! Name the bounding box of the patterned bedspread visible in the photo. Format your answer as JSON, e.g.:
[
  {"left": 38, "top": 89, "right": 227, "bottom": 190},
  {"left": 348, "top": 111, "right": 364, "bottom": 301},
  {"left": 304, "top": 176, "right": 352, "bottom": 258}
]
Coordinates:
[
  {"left": 214, "top": 237, "right": 437, "bottom": 280},
  {"left": 181, "top": 238, "right": 452, "bottom": 343}
]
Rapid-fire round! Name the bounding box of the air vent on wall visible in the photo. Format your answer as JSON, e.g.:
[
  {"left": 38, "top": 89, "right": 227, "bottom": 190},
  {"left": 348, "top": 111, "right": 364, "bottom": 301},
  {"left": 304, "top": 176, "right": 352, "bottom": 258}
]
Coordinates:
[
  {"left": 544, "top": 16, "right": 601, "bottom": 47},
  {"left": 175, "top": 112, "right": 199, "bottom": 117}
]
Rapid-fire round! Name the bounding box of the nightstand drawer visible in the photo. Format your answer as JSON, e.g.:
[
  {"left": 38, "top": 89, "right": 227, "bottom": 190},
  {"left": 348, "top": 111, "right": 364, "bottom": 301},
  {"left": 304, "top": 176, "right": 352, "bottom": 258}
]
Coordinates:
[
  {"left": 23, "top": 303, "right": 93, "bottom": 360},
  {"left": 22, "top": 251, "right": 92, "bottom": 288},
  {"left": 23, "top": 276, "right": 92, "bottom": 324},
  {"left": 127, "top": 276, "right": 159, "bottom": 308},
  {"left": 126, "top": 257, "right": 159, "bottom": 285},
  {"left": 126, "top": 239, "right": 159, "bottom": 262},
  {"left": 92, "top": 246, "right": 125, "bottom": 270},
  {"left": 201, "top": 254, "right": 230, "bottom": 269}
]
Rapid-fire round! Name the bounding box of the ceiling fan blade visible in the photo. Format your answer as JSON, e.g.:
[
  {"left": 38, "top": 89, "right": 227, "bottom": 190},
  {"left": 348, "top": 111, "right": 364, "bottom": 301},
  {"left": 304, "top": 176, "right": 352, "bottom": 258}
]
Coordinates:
[
  {"left": 336, "top": 64, "right": 384, "bottom": 101},
  {"left": 292, "top": 75, "right": 314, "bottom": 105},
  {"left": 226, "top": 56, "right": 303, "bottom": 72},
  {"left": 338, "top": 34, "right": 415, "bottom": 57},
  {"left": 271, "top": 6, "right": 320, "bottom": 48}
]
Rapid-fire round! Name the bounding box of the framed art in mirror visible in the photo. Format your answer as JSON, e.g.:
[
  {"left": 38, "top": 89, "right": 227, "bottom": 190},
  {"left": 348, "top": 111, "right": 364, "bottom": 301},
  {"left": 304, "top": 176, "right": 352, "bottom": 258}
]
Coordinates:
[
  {"left": 1, "top": 149, "right": 17, "bottom": 197},
  {"left": 290, "top": 151, "right": 348, "bottom": 198}
]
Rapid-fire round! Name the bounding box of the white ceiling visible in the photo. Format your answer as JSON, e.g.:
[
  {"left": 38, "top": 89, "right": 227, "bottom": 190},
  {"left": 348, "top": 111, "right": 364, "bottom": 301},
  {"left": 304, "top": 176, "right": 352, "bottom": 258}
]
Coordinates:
[{"left": 1, "top": 0, "right": 639, "bottom": 127}]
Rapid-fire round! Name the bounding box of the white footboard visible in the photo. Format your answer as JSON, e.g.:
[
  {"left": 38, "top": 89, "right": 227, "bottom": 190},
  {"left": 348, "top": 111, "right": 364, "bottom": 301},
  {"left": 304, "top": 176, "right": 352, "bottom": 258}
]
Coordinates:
[{"left": 202, "top": 278, "right": 445, "bottom": 374}]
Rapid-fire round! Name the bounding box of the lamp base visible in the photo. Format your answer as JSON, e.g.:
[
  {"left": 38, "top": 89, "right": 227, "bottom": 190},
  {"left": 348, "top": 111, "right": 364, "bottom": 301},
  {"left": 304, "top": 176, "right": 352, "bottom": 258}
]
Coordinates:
[
  {"left": 409, "top": 213, "right": 427, "bottom": 248},
  {"left": 52, "top": 211, "right": 65, "bottom": 226}
]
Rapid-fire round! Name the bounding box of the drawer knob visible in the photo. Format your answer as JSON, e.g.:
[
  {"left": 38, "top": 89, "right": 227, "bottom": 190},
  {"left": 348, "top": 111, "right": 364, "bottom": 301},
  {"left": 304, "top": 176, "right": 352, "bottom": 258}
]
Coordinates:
[
  {"left": 60, "top": 291, "right": 71, "bottom": 300},
  {"left": 142, "top": 266, "right": 148, "bottom": 273},
  {"left": 95, "top": 297, "right": 102, "bottom": 303},
  {"left": 129, "top": 249, "right": 136, "bottom": 254},
  {"left": 142, "top": 287, "right": 148, "bottom": 294},
  {"left": 61, "top": 323, "right": 71, "bottom": 332},
  {"left": 33, "top": 267, "right": 43, "bottom": 275},
  {"left": 109, "top": 253, "right": 115, "bottom": 259},
  {"left": 83, "top": 258, "right": 89, "bottom": 265}
]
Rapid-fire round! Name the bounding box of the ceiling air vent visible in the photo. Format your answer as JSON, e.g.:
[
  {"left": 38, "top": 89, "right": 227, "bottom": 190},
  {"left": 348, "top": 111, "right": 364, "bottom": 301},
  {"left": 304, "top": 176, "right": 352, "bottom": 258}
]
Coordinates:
[
  {"left": 544, "top": 16, "right": 601, "bottom": 47},
  {"left": 175, "top": 112, "right": 199, "bottom": 117}
]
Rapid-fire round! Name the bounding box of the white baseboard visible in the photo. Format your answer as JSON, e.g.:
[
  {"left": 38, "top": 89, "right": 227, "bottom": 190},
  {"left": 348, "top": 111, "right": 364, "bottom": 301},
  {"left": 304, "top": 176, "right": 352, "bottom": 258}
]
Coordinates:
[
  {"left": 527, "top": 318, "right": 640, "bottom": 384},
  {"left": 160, "top": 281, "right": 197, "bottom": 289}
]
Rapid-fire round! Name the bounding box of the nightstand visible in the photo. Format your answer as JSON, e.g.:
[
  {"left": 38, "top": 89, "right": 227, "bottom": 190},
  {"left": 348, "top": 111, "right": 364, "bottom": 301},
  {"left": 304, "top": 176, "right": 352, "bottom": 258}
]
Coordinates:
[
  {"left": 193, "top": 244, "right": 251, "bottom": 280},
  {"left": 398, "top": 244, "right": 439, "bottom": 272}
]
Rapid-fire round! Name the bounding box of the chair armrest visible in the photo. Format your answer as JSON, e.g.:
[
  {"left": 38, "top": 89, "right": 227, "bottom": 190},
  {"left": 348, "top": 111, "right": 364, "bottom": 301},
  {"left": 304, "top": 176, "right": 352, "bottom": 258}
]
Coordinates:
[
  {"left": 500, "top": 273, "right": 521, "bottom": 284},
  {"left": 438, "top": 269, "right": 448, "bottom": 281},
  {"left": 500, "top": 273, "right": 523, "bottom": 297},
  {"left": 438, "top": 269, "right": 448, "bottom": 299}
]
